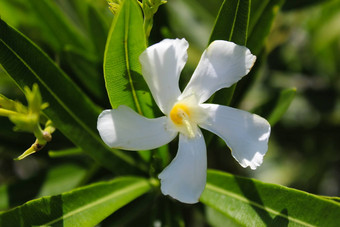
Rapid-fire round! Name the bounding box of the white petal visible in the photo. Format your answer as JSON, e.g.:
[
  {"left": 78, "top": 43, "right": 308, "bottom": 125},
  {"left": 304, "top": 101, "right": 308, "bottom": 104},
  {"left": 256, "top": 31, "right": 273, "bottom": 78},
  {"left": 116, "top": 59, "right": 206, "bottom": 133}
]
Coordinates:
[
  {"left": 97, "top": 106, "right": 177, "bottom": 150},
  {"left": 199, "top": 104, "right": 270, "bottom": 170},
  {"left": 139, "top": 38, "right": 188, "bottom": 114},
  {"left": 158, "top": 130, "right": 207, "bottom": 204},
  {"left": 181, "top": 41, "right": 256, "bottom": 103}
]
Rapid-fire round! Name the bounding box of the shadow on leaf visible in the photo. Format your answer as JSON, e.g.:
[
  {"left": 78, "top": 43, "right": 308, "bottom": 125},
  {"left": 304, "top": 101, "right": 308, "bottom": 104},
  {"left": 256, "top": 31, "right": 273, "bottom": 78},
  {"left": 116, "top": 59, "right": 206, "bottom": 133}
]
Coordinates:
[{"left": 235, "top": 176, "right": 289, "bottom": 226}]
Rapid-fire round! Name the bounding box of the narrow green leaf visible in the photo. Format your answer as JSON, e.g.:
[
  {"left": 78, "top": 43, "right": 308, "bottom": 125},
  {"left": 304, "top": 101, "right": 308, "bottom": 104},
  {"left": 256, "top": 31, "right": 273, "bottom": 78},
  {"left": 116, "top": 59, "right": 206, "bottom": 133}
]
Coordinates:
[
  {"left": 321, "top": 196, "right": 340, "bottom": 204},
  {"left": 0, "top": 177, "right": 152, "bottom": 226},
  {"left": 0, "top": 18, "right": 143, "bottom": 174},
  {"left": 209, "top": 0, "right": 250, "bottom": 45},
  {"left": 267, "top": 88, "right": 296, "bottom": 125},
  {"left": 208, "top": 0, "right": 250, "bottom": 106},
  {"left": 103, "top": 0, "right": 157, "bottom": 163},
  {"left": 206, "top": 206, "right": 241, "bottom": 227},
  {"left": 61, "top": 48, "right": 107, "bottom": 104},
  {"left": 253, "top": 88, "right": 296, "bottom": 126},
  {"left": 104, "top": 193, "right": 157, "bottom": 226},
  {"left": 212, "top": 0, "right": 286, "bottom": 108},
  {"left": 28, "top": 0, "right": 89, "bottom": 52},
  {"left": 104, "top": 0, "right": 154, "bottom": 118},
  {"left": 0, "top": 186, "right": 8, "bottom": 211},
  {"left": 248, "top": 0, "right": 285, "bottom": 55},
  {"left": 0, "top": 164, "right": 87, "bottom": 211},
  {"left": 87, "top": 4, "right": 110, "bottom": 58},
  {"left": 224, "top": 0, "right": 286, "bottom": 108},
  {"left": 201, "top": 170, "right": 340, "bottom": 227},
  {"left": 37, "top": 164, "right": 87, "bottom": 197}
]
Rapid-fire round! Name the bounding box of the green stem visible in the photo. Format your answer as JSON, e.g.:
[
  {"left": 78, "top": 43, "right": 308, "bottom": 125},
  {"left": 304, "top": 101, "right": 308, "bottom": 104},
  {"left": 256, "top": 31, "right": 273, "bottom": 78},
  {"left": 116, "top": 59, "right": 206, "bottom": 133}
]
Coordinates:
[{"left": 0, "top": 108, "right": 18, "bottom": 117}]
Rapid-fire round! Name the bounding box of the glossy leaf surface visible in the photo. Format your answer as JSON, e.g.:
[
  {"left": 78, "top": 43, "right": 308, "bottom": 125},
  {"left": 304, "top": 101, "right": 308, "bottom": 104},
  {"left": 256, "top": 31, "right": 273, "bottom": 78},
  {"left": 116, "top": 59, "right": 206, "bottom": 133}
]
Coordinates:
[
  {"left": 0, "top": 177, "right": 152, "bottom": 226},
  {"left": 209, "top": 0, "right": 250, "bottom": 45},
  {"left": 201, "top": 170, "right": 340, "bottom": 226},
  {"left": 104, "top": 0, "right": 154, "bottom": 118}
]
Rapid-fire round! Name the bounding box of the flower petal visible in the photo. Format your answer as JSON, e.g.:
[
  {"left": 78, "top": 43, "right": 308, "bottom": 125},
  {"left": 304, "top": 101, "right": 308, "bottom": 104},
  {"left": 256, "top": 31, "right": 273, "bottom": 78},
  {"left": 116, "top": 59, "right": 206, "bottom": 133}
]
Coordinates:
[
  {"left": 158, "top": 130, "right": 207, "bottom": 204},
  {"left": 199, "top": 104, "right": 270, "bottom": 170},
  {"left": 181, "top": 41, "right": 256, "bottom": 103},
  {"left": 97, "top": 106, "right": 177, "bottom": 150},
  {"left": 139, "top": 38, "right": 189, "bottom": 114}
]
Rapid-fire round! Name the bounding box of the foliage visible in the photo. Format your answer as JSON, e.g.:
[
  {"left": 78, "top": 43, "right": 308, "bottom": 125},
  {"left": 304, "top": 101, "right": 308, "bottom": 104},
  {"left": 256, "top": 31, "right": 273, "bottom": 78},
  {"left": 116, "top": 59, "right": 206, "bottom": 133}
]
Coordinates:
[{"left": 0, "top": 0, "right": 339, "bottom": 225}]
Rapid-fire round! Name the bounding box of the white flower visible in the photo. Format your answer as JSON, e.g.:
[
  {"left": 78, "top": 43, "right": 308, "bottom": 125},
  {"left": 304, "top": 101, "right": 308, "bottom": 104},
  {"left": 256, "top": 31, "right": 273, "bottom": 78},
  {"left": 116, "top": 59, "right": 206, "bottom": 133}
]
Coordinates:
[{"left": 97, "top": 38, "right": 271, "bottom": 204}]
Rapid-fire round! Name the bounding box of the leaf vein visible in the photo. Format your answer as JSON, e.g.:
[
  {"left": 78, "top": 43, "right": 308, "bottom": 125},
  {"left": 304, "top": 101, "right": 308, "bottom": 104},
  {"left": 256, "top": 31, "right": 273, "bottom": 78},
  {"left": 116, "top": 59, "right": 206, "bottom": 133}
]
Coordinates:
[
  {"left": 205, "top": 183, "right": 316, "bottom": 227},
  {"left": 43, "top": 180, "right": 149, "bottom": 225}
]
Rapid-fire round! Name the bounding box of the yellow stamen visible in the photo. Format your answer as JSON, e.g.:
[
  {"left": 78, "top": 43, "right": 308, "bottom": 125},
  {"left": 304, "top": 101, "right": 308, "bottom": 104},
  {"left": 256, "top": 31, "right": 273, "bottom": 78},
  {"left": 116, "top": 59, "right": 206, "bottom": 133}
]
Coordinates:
[
  {"left": 170, "top": 103, "right": 190, "bottom": 125},
  {"left": 169, "top": 103, "right": 196, "bottom": 138}
]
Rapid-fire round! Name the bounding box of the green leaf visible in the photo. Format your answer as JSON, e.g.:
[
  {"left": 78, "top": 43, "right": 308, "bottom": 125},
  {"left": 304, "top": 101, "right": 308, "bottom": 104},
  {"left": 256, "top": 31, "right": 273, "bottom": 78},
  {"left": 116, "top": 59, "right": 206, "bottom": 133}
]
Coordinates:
[
  {"left": 201, "top": 170, "right": 340, "bottom": 226},
  {"left": 211, "top": 0, "right": 286, "bottom": 108},
  {"left": 208, "top": 0, "right": 251, "bottom": 106},
  {"left": 27, "top": 0, "right": 89, "bottom": 52},
  {"left": 223, "top": 0, "right": 286, "bottom": 108},
  {"left": 61, "top": 47, "right": 107, "bottom": 104},
  {"left": 209, "top": 0, "right": 251, "bottom": 45},
  {"left": 103, "top": 0, "right": 154, "bottom": 118},
  {"left": 206, "top": 206, "right": 241, "bottom": 227},
  {"left": 0, "top": 18, "right": 143, "bottom": 174},
  {"left": 37, "top": 164, "right": 88, "bottom": 197},
  {"left": 103, "top": 0, "right": 158, "bottom": 163},
  {"left": 267, "top": 88, "right": 296, "bottom": 125},
  {"left": 0, "top": 186, "right": 9, "bottom": 211},
  {"left": 0, "top": 164, "right": 87, "bottom": 211},
  {"left": 87, "top": 4, "right": 110, "bottom": 58},
  {"left": 103, "top": 193, "right": 157, "bottom": 226},
  {"left": 0, "top": 177, "right": 152, "bottom": 226},
  {"left": 253, "top": 88, "right": 296, "bottom": 126},
  {"left": 248, "top": 0, "right": 285, "bottom": 55}
]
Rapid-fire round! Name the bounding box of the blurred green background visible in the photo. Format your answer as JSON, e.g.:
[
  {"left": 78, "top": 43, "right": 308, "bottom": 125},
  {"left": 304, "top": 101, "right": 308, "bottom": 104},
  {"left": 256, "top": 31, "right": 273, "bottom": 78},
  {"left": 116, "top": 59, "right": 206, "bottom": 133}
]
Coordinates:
[{"left": 0, "top": 0, "right": 339, "bottom": 210}]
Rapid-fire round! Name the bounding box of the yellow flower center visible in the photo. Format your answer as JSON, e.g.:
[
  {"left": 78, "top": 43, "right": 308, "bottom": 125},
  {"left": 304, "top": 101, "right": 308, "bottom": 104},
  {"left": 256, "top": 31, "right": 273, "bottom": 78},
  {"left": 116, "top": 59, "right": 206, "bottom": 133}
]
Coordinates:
[
  {"left": 169, "top": 103, "right": 196, "bottom": 138},
  {"left": 170, "top": 103, "right": 190, "bottom": 125}
]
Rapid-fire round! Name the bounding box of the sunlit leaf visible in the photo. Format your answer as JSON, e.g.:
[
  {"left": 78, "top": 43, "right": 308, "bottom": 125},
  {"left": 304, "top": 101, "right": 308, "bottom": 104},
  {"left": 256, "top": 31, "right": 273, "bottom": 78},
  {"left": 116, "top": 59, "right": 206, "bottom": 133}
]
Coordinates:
[
  {"left": 201, "top": 170, "right": 340, "bottom": 226},
  {"left": 0, "top": 177, "right": 152, "bottom": 226},
  {"left": 104, "top": 0, "right": 154, "bottom": 118},
  {"left": 0, "top": 18, "right": 143, "bottom": 174},
  {"left": 103, "top": 0, "right": 158, "bottom": 163},
  {"left": 206, "top": 206, "right": 241, "bottom": 227},
  {"left": 37, "top": 164, "right": 87, "bottom": 197}
]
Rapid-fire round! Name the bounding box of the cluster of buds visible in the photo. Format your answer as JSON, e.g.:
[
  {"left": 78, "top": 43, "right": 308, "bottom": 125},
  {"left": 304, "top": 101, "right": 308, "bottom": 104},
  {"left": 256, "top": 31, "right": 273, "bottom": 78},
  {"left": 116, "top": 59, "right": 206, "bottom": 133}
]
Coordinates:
[
  {"left": 107, "top": 0, "right": 122, "bottom": 14},
  {"left": 0, "top": 84, "right": 55, "bottom": 160}
]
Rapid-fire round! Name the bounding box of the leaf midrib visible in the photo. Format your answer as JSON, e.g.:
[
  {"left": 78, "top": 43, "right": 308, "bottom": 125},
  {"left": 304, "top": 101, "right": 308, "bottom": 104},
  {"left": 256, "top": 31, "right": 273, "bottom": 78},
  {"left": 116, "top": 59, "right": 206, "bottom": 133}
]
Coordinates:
[
  {"left": 43, "top": 180, "right": 150, "bottom": 225},
  {"left": 124, "top": 0, "right": 143, "bottom": 115},
  {"left": 205, "top": 183, "right": 315, "bottom": 227},
  {"left": 228, "top": 0, "right": 240, "bottom": 41}
]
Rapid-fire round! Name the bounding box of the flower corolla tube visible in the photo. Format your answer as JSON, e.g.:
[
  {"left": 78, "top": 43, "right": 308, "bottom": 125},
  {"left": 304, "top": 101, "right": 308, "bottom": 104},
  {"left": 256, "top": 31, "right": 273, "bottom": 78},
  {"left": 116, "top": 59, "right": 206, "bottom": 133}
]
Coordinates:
[{"left": 97, "top": 38, "right": 271, "bottom": 204}]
